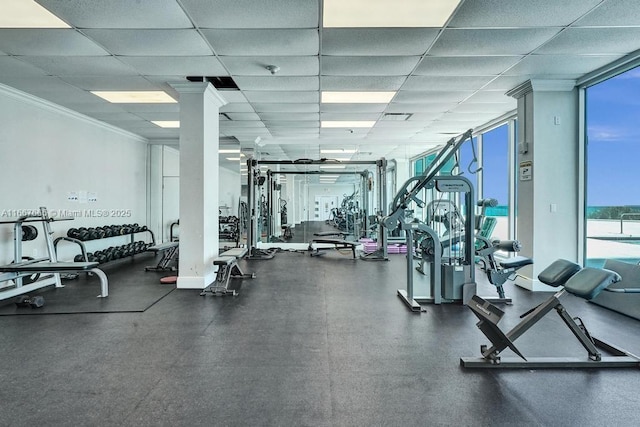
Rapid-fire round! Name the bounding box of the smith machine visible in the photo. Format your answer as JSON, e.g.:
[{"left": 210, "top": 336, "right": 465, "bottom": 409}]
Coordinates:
[
  {"left": 245, "top": 158, "right": 389, "bottom": 259},
  {"left": 381, "top": 130, "right": 478, "bottom": 312}
]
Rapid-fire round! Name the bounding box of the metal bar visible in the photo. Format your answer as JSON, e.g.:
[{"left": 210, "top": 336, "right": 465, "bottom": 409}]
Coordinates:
[{"left": 460, "top": 356, "right": 640, "bottom": 369}]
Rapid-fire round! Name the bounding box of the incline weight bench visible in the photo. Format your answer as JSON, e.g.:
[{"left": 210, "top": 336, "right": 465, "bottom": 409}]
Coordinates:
[
  {"left": 145, "top": 241, "right": 179, "bottom": 272},
  {"left": 461, "top": 259, "right": 640, "bottom": 369},
  {"left": 201, "top": 247, "right": 255, "bottom": 297},
  {"left": 0, "top": 261, "right": 109, "bottom": 299},
  {"left": 309, "top": 238, "right": 358, "bottom": 259}
]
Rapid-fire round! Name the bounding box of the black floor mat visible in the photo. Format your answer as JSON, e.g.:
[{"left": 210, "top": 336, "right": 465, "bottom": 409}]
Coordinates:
[{"left": 0, "top": 255, "right": 175, "bottom": 315}]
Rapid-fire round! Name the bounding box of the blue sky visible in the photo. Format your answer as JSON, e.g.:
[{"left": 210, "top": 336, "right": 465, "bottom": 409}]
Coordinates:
[{"left": 587, "top": 68, "right": 640, "bottom": 206}]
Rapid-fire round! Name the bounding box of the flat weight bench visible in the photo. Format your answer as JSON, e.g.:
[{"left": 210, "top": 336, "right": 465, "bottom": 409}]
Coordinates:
[
  {"left": 0, "top": 261, "right": 108, "bottom": 298},
  {"left": 309, "top": 238, "right": 358, "bottom": 259},
  {"left": 201, "top": 247, "right": 255, "bottom": 297},
  {"left": 461, "top": 259, "right": 640, "bottom": 369},
  {"left": 145, "top": 241, "right": 179, "bottom": 272}
]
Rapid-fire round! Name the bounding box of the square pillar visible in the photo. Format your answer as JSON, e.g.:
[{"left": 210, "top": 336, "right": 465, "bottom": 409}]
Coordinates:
[
  {"left": 507, "top": 80, "right": 579, "bottom": 291},
  {"left": 171, "top": 83, "right": 227, "bottom": 289}
]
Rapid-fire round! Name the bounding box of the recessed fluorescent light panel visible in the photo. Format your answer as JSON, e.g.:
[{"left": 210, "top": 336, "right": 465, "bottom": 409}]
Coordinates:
[
  {"left": 226, "top": 157, "right": 241, "bottom": 161},
  {"left": 91, "top": 91, "right": 177, "bottom": 104},
  {"left": 323, "top": 0, "right": 461, "bottom": 28},
  {"left": 320, "top": 149, "right": 357, "bottom": 154},
  {"left": 219, "top": 149, "right": 240, "bottom": 154},
  {"left": 151, "top": 121, "right": 179, "bottom": 128},
  {"left": 0, "top": 0, "right": 70, "bottom": 28},
  {"left": 321, "top": 121, "right": 376, "bottom": 128},
  {"left": 321, "top": 91, "right": 395, "bottom": 104}
]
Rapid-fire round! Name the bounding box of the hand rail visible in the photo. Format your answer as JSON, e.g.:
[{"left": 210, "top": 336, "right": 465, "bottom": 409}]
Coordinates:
[{"left": 620, "top": 213, "right": 640, "bottom": 234}]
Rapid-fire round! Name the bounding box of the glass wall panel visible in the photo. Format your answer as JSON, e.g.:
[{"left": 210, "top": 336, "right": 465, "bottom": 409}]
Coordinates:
[{"left": 585, "top": 68, "right": 640, "bottom": 267}]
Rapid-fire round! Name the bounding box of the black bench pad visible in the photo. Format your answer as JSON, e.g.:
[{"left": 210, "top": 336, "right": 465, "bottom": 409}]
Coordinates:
[
  {"left": 147, "top": 242, "right": 178, "bottom": 252},
  {"left": 538, "top": 259, "right": 581, "bottom": 287},
  {"left": 500, "top": 256, "right": 533, "bottom": 270},
  {"left": 565, "top": 268, "right": 621, "bottom": 300}
]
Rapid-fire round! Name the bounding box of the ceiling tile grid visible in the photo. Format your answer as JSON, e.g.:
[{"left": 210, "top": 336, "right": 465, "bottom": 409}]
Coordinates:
[{"left": 0, "top": 0, "right": 638, "bottom": 161}]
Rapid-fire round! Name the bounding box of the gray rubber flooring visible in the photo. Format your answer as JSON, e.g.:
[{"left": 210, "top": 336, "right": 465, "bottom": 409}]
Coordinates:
[{"left": 0, "top": 250, "right": 639, "bottom": 426}]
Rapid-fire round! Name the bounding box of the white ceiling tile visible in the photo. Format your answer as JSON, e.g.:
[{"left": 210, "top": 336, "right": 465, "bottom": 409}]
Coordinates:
[
  {"left": 504, "top": 54, "right": 622, "bottom": 77},
  {"left": 134, "top": 111, "right": 180, "bottom": 121},
  {"left": 244, "top": 91, "right": 319, "bottom": 103},
  {"left": 253, "top": 103, "right": 319, "bottom": 112},
  {"left": 536, "top": 28, "right": 640, "bottom": 55},
  {"left": 220, "top": 56, "right": 318, "bottom": 76},
  {"left": 481, "top": 76, "right": 532, "bottom": 91},
  {"left": 464, "top": 91, "right": 515, "bottom": 104},
  {"left": 386, "top": 102, "right": 457, "bottom": 113},
  {"left": 429, "top": 28, "right": 561, "bottom": 56},
  {"left": 0, "top": 57, "right": 48, "bottom": 77},
  {"left": 452, "top": 102, "right": 515, "bottom": 114},
  {"left": 407, "top": 113, "right": 444, "bottom": 122},
  {"left": 214, "top": 91, "right": 247, "bottom": 103},
  {"left": 402, "top": 76, "right": 494, "bottom": 91},
  {"left": 60, "top": 76, "right": 167, "bottom": 91},
  {"left": 321, "top": 76, "right": 406, "bottom": 91},
  {"left": 265, "top": 121, "right": 319, "bottom": 128},
  {"left": 576, "top": 0, "right": 640, "bottom": 27},
  {"left": 83, "top": 29, "right": 212, "bottom": 56},
  {"left": 322, "top": 29, "right": 439, "bottom": 56},
  {"left": 0, "top": 29, "right": 108, "bottom": 56},
  {"left": 414, "top": 56, "right": 523, "bottom": 76},
  {"left": 234, "top": 76, "right": 319, "bottom": 91},
  {"left": 37, "top": 0, "right": 193, "bottom": 29},
  {"left": 181, "top": 0, "right": 318, "bottom": 28},
  {"left": 118, "top": 56, "right": 227, "bottom": 76},
  {"left": 321, "top": 56, "right": 420, "bottom": 76},
  {"left": 394, "top": 91, "right": 475, "bottom": 103},
  {"left": 202, "top": 29, "right": 318, "bottom": 56},
  {"left": 220, "top": 103, "right": 257, "bottom": 113},
  {"left": 20, "top": 56, "right": 138, "bottom": 76},
  {"left": 449, "top": 0, "right": 603, "bottom": 28},
  {"left": 320, "top": 113, "right": 381, "bottom": 121},
  {"left": 225, "top": 112, "right": 261, "bottom": 121},
  {"left": 259, "top": 113, "right": 319, "bottom": 121},
  {"left": 220, "top": 121, "right": 266, "bottom": 128}
]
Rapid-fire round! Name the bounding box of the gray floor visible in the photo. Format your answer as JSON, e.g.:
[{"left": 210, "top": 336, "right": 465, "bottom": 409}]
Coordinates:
[{"left": 1, "top": 250, "right": 639, "bottom": 426}]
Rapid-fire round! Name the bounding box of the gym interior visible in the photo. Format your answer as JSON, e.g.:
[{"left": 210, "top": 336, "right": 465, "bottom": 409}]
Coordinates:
[{"left": 1, "top": 1, "right": 640, "bottom": 425}]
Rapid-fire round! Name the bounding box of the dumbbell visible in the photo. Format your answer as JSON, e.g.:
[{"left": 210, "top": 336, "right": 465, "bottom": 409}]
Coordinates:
[
  {"left": 15, "top": 295, "right": 45, "bottom": 308},
  {"left": 86, "top": 252, "right": 96, "bottom": 263},
  {"left": 74, "top": 254, "right": 85, "bottom": 262},
  {"left": 67, "top": 228, "right": 79, "bottom": 238},
  {"left": 95, "top": 227, "right": 106, "bottom": 239},
  {"left": 77, "top": 227, "right": 90, "bottom": 241},
  {"left": 21, "top": 225, "right": 39, "bottom": 241}
]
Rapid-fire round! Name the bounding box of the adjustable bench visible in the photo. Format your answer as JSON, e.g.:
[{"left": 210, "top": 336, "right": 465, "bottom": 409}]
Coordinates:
[
  {"left": 309, "top": 238, "right": 358, "bottom": 259},
  {"left": 145, "top": 241, "right": 179, "bottom": 272},
  {"left": 201, "top": 247, "right": 255, "bottom": 297},
  {"left": 461, "top": 259, "right": 640, "bottom": 369},
  {"left": 0, "top": 261, "right": 108, "bottom": 299}
]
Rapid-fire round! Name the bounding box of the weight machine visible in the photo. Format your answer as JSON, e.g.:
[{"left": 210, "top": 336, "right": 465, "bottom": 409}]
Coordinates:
[{"left": 381, "top": 130, "right": 477, "bottom": 311}]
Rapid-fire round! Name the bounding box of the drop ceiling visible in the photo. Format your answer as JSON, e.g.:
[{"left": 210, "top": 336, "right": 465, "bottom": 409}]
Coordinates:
[{"left": 1, "top": 0, "right": 638, "bottom": 164}]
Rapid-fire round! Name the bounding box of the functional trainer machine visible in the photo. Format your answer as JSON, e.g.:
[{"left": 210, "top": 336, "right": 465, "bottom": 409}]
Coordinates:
[
  {"left": 461, "top": 259, "right": 640, "bottom": 369},
  {"left": 381, "top": 130, "right": 478, "bottom": 311}
]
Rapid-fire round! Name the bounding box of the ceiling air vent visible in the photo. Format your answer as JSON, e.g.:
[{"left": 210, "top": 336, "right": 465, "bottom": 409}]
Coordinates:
[
  {"left": 382, "top": 113, "right": 412, "bottom": 121},
  {"left": 186, "top": 76, "right": 239, "bottom": 90}
]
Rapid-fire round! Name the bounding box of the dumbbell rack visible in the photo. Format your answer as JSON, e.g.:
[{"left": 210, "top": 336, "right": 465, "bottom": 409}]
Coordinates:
[{"left": 54, "top": 224, "right": 155, "bottom": 266}]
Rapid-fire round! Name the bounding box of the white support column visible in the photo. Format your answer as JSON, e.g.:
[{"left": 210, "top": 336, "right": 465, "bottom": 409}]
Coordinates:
[
  {"left": 507, "top": 79, "right": 579, "bottom": 291},
  {"left": 171, "top": 82, "right": 227, "bottom": 289}
]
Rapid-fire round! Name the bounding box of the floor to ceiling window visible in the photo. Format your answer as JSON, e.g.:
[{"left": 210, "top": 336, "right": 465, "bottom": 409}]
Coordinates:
[
  {"left": 480, "top": 123, "right": 511, "bottom": 240},
  {"left": 585, "top": 67, "right": 640, "bottom": 267}
]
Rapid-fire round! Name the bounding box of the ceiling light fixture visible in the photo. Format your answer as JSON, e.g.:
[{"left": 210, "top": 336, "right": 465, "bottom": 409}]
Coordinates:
[
  {"left": 322, "top": 91, "right": 395, "bottom": 104},
  {"left": 151, "top": 121, "right": 179, "bottom": 128},
  {"left": 323, "top": 0, "right": 461, "bottom": 28},
  {"left": 321, "top": 121, "right": 376, "bottom": 128},
  {"left": 92, "top": 91, "right": 177, "bottom": 104},
  {"left": 321, "top": 149, "right": 357, "bottom": 154},
  {"left": 0, "top": 0, "right": 70, "bottom": 28}
]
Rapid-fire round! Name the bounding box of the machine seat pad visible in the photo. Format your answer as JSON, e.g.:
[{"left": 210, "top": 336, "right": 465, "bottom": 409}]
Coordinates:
[
  {"left": 220, "top": 247, "right": 248, "bottom": 258},
  {"left": 564, "top": 268, "right": 621, "bottom": 300},
  {"left": 213, "top": 257, "right": 236, "bottom": 266},
  {"left": 0, "top": 261, "right": 99, "bottom": 272},
  {"left": 538, "top": 259, "right": 581, "bottom": 287},
  {"left": 147, "top": 242, "right": 178, "bottom": 252},
  {"left": 500, "top": 256, "right": 533, "bottom": 270}
]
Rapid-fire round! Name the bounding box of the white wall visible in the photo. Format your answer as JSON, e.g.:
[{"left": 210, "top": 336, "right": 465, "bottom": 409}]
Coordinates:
[{"left": 0, "top": 84, "right": 148, "bottom": 263}]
